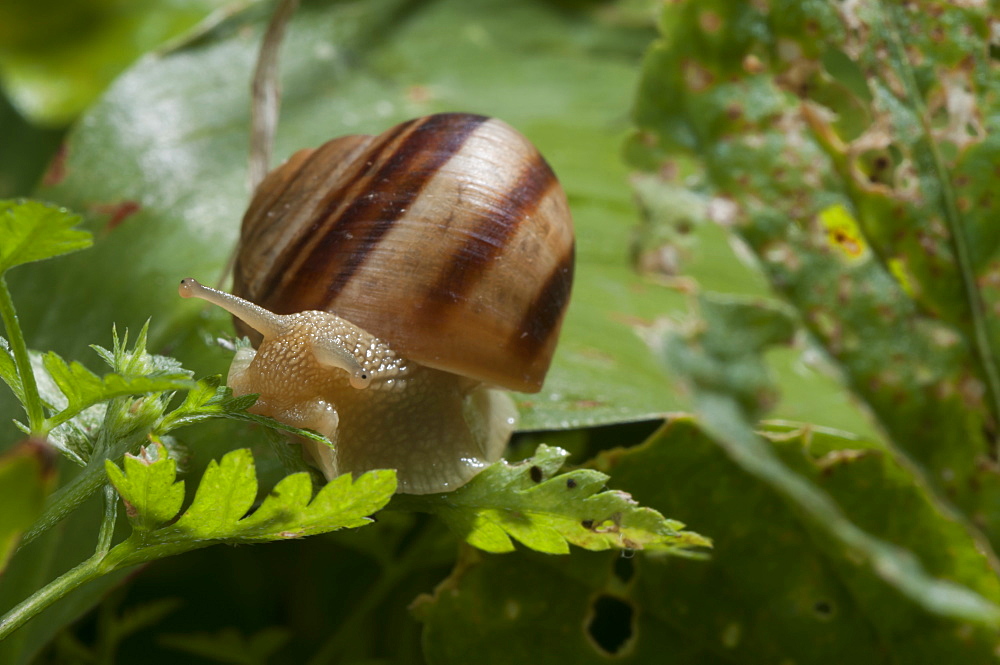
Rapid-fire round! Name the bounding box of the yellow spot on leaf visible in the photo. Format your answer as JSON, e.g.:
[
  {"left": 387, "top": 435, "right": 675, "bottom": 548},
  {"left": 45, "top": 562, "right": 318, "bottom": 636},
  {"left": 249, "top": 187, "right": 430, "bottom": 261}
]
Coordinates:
[{"left": 819, "top": 204, "right": 867, "bottom": 260}]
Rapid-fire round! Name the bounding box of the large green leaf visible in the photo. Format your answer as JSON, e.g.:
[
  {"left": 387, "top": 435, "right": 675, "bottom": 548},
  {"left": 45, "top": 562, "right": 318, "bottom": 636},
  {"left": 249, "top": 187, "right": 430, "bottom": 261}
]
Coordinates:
[
  {"left": 27, "top": 0, "right": 677, "bottom": 430},
  {"left": 6, "top": 0, "right": 875, "bottom": 453},
  {"left": 0, "top": 0, "right": 245, "bottom": 125},
  {"left": 628, "top": 0, "right": 1000, "bottom": 566},
  {"left": 418, "top": 419, "right": 1000, "bottom": 662}
]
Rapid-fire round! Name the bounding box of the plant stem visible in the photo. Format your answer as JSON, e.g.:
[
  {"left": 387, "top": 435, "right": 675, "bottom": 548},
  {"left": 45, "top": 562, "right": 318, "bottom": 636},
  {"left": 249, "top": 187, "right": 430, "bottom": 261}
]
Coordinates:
[
  {"left": 0, "top": 275, "right": 44, "bottom": 433},
  {"left": 0, "top": 553, "right": 107, "bottom": 641},
  {"left": 21, "top": 461, "right": 110, "bottom": 548},
  {"left": 96, "top": 484, "right": 118, "bottom": 557},
  {"left": 3, "top": 487, "right": 121, "bottom": 640}
]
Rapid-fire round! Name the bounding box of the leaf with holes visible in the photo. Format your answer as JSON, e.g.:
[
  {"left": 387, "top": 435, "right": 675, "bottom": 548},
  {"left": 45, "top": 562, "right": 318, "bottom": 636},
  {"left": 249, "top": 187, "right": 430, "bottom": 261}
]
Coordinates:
[
  {"left": 418, "top": 417, "right": 1000, "bottom": 663},
  {"left": 629, "top": 0, "right": 1000, "bottom": 551},
  {"left": 659, "top": 293, "right": 1000, "bottom": 627},
  {"left": 395, "top": 444, "right": 710, "bottom": 555},
  {"left": 41, "top": 351, "right": 195, "bottom": 434}
]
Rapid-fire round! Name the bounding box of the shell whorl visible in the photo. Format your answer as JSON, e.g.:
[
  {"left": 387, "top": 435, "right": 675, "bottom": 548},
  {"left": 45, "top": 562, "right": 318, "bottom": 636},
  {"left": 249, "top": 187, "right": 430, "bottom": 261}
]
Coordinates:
[{"left": 233, "top": 113, "right": 574, "bottom": 393}]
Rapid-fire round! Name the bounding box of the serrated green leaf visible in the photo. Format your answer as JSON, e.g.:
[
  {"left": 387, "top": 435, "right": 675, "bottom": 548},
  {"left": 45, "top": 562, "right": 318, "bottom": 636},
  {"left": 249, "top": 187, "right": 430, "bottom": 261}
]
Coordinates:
[
  {"left": 103, "top": 446, "right": 395, "bottom": 568},
  {"left": 396, "top": 444, "right": 710, "bottom": 555},
  {"left": 91, "top": 322, "right": 186, "bottom": 378},
  {"left": 41, "top": 351, "right": 195, "bottom": 433},
  {"left": 420, "top": 417, "right": 1000, "bottom": 663},
  {"left": 105, "top": 445, "right": 184, "bottom": 534},
  {"left": 0, "top": 200, "right": 91, "bottom": 274},
  {"left": 171, "top": 448, "right": 257, "bottom": 535}
]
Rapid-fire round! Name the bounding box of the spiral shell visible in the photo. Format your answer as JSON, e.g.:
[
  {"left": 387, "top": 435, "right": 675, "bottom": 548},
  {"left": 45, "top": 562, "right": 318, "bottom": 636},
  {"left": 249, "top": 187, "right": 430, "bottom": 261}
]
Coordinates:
[{"left": 233, "top": 112, "right": 574, "bottom": 392}]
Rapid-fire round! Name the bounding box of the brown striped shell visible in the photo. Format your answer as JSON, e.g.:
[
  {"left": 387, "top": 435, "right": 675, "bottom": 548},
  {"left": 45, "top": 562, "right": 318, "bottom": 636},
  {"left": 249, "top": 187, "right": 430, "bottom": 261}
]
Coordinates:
[{"left": 233, "top": 113, "right": 574, "bottom": 393}]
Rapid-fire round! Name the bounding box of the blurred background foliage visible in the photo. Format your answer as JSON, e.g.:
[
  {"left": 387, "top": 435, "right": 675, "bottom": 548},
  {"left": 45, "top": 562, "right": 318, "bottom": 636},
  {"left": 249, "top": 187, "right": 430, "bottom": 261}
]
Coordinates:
[{"left": 2, "top": 0, "right": 999, "bottom": 663}]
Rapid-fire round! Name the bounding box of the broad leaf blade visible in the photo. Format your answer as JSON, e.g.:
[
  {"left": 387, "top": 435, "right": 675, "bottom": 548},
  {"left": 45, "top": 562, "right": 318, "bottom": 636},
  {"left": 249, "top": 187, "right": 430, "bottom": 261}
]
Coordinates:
[
  {"left": 0, "top": 200, "right": 91, "bottom": 273},
  {"left": 419, "top": 419, "right": 1000, "bottom": 663},
  {"left": 628, "top": 0, "right": 1000, "bottom": 550},
  {"left": 659, "top": 293, "right": 1000, "bottom": 626},
  {"left": 0, "top": 0, "right": 245, "bottom": 125}
]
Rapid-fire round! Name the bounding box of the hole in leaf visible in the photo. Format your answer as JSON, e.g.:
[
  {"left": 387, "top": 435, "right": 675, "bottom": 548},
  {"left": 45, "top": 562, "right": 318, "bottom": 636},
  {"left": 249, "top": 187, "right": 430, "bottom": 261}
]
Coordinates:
[
  {"left": 586, "top": 594, "right": 635, "bottom": 656},
  {"left": 529, "top": 465, "right": 543, "bottom": 483},
  {"left": 813, "top": 599, "right": 835, "bottom": 620},
  {"left": 613, "top": 554, "right": 635, "bottom": 583}
]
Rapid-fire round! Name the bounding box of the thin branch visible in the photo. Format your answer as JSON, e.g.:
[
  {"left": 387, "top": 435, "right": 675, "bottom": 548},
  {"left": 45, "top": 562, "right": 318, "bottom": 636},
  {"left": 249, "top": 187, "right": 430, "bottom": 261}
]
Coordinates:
[
  {"left": 0, "top": 276, "right": 44, "bottom": 434},
  {"left": 216, "top": 0, "right": 300, "bottom": 290},
  {"left": 249, "top": 0, "right": 301, "bottom": 192}
]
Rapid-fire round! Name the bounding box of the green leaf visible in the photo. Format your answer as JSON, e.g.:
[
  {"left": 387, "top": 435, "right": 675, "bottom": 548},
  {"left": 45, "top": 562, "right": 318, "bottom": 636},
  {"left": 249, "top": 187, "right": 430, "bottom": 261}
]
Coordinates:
[
  {"left": 104, "top": 445, "right": 184, "bottom": 534},
  {"left": 103, "top": 445, "right": 396, "bottom": 567},
  {"left": 0, "top": 438, "right": 55, "bottom": 573},
  {"left": 19, "top": 0, "right": 676, "bottom": 436},
  {"left": 0, "top": 200, "right": 91, "bottom": 274},
  {"left": 41, "top": 351, "right": 195, "bottom": 433},
  {"left": 628, "top": 0, "right": 1000, "bottom": 550},
  {"left": 659, "top": 294, "right": 1000, "bottom": 627},
  {"left": 0, "top": 337, "right": 23, "bottom": 406},
  {"left": 419, "top": 419, "right": 1000, "bottom": 663},
  {"left": 396, "top": 444, "right": 710, "bottom": 555},
  {"left": 90, "top": 322, "right": 187, "bottom": 378},
  {"left": 0, "top": 0, "right": 245, "bottom": 125}
]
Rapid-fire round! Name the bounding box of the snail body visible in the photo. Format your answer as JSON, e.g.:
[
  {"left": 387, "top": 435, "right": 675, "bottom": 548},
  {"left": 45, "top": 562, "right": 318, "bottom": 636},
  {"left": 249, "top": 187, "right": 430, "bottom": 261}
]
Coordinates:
[{"left": 184, "top": 112, "right": 574, "bottom": 494}]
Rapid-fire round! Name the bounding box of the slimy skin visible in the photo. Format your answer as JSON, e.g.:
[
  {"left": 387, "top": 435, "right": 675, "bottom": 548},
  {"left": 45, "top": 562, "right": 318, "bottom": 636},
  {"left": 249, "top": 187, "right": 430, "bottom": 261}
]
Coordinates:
[{"left": 179, "top": 278, "right": 515, "bottom": 494}]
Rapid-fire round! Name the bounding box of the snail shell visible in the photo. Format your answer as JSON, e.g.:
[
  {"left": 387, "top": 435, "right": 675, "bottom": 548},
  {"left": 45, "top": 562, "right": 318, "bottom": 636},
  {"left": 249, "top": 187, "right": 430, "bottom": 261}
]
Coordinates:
[
  {"left": 187, "top": 113, "right": 574, "bottom": 494},
  {"left": 233, "top": 112, "right": 575, "bottom": 393}
]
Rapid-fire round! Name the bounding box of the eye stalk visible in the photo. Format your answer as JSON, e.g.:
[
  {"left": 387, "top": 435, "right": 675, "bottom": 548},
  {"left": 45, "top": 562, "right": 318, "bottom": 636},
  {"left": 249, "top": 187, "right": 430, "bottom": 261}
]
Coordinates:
[
  {"left": 179, "top": 277, "right": 371, "bottom": 390},
  {"left": 179, "top": 278, "right": 284, "bottom": 338}
]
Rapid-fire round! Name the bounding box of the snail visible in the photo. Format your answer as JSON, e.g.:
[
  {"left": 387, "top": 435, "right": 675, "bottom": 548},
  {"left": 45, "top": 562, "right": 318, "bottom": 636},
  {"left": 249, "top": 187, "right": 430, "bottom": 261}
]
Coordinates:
[{"left": 181, "top": 112, "right": 574, "bottom": 494}]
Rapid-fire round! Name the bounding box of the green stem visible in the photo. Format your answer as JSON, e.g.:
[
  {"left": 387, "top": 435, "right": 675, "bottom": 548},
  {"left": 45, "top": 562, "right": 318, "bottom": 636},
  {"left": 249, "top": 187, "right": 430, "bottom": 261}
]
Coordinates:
[
  {"left": 96, "top": 484, "right": 118, "bottom": 557},
  {"left": 21, "top": 461, "right": 111, "bottom": 548},
  {"left": 0, "top": 275, "right": 44, "bottom": 433},
  {"left": 0, "top": 553, "right": 107, "bottom": 641}
]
